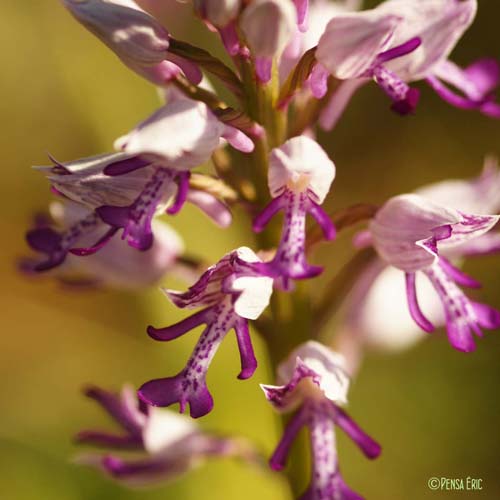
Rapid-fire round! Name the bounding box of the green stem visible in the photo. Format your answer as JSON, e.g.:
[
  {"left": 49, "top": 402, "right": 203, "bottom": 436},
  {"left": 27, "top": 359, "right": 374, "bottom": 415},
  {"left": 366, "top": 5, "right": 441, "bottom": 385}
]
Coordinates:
[
  {"left": 314, "top": 248, "right": 376, "bottom": 338},
  {"left": 241, "top": 54, "right": 309, "bottom": 500}
]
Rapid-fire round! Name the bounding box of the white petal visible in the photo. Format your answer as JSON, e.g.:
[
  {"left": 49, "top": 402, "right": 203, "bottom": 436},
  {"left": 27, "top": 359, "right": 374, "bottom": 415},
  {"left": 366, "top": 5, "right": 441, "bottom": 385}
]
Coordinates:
[
  {"left": 62, "top": 0, "right": 170, "bottom": 65},
  {"left": 278, "top": 341, "right": 350, "bottom": 404},
  {"left": 268, "top": 136, "right": 335, "bottom": 203},
  {"left": 370, "top": 194, "right": 462, "bottom": 272},
  {"left": 317, "top": 10, "right": 401, "bottom": 79},
  {"left": 235, "top": 246, "right": 261, "bottom": 263},
  {"left": 415, "top": 157, "right": 500, "bottom": 215},
  {"left": 115, "top": 100, "right": 224, "bottom": 170},
  {"left": 142, "top": 408, "right": 197, "bottom": 456},
  {"left": 42, "top": 153, "right": 153, "bottom": 209},
  {"left": 232, "top": 275, "right": 273, "bottom": 319},
  {"left": 379, "top": 0, "right": 477, "bottom": 80},
  {"left": 232, "top": 247, "right": 273, "bottom": 319}
]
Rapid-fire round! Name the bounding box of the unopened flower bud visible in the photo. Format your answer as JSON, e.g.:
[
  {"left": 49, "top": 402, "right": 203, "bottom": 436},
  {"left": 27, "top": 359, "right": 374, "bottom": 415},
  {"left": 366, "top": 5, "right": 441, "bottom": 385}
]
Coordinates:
[
  {"left": 62, "top": 0, "right": 170, "bottom": 66},
  {"left": 240, "top": 0, "right": 296, "bottom": 82},
  {"left": 194, "top": 0, "right": 241, "bottom": 27}
]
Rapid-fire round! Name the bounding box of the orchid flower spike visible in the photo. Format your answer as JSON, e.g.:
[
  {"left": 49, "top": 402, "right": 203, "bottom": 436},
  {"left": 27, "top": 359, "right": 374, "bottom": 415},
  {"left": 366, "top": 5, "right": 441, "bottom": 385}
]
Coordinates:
[
  {"left": 262, "top": 341, "right": 381, "bottom": 500},
  {"left": 240, "top": 0, "right": 297, "bottom": 82},
  {"left": 61, "top": 0, "right": 202, "bottom": 85},
  {"left": 316, "top": 0, "right": 500, "bottom": 120},
  {"left": 75, "top": 384, "right": 250, "bottom": 485},
  {"left": 23, "top": 201, "right": 184, "bottom": 287},
  {"left": 139, "top": 247, "right": 273, "bottom": 418},
  {"left": 369, "top": 193, "right": 500, "bottom": 353},
  {"left": 252, "top": 136, "right": 335, "bottom": 290}
]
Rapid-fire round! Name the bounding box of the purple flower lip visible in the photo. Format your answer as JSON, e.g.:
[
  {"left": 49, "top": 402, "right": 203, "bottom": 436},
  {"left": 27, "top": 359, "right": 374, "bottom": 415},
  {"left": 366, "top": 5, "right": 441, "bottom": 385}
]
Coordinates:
[
  {"left": 25, "top": 211, "right": 111, "bottom": 271},
  {"left": 139, "top": 248, "right": 271, "bottom": 417},
  {"left": 370, "top": 194, "right": 500, "bottom": 352},
  {"left": 314, "top": 0, "right": 500, "bottom": 119},
  {"left": 26, "top": 227, "right": 67, "bottom": 271},
  {"left": 95, "top": 167, "right": 179, "bottom": 251},
  {"left": 367, "top": 37, "right": 422, "bottom": 115},
  {"left": 263, "top": 343, "right": 380, "bottom": 499},
  {"left": 139, "top": 303, "right": 258, "bottom": 418},
  {"left": 74, "top": 383, "right": 247, "bottom": 485},
  {"left": 254, "top": 137, "right": 336, "bottom": 287}
]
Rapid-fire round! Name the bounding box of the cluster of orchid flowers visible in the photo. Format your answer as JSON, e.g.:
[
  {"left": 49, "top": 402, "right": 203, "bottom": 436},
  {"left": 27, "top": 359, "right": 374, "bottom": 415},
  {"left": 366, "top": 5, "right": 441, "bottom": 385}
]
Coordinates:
[{"left": 23, "top": 0, "right": 500, "bottom": 498}]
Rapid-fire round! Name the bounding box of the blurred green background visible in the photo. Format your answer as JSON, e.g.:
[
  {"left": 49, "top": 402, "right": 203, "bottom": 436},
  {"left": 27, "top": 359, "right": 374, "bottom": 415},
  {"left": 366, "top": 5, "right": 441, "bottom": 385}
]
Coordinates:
[{"left": 1, "top": 1, "right": 499, "bottom": 499}]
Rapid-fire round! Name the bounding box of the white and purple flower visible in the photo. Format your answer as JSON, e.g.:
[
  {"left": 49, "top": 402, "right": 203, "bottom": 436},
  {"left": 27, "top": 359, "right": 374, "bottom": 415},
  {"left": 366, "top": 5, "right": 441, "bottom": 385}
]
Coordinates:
[
  {"left": 315, "top": 0, "right": 500, "bottom": 124},
  {"left": 252, "top": 136, "right": 335, "bottom": 290},
  {"left": 75, "top": 384, "right": 248, "bottom": 485},
  {"left": 368, "top": 192, "right": 500, "bottom": 352},
  {"left": 29, "top": 151, "right": 227, "bottom": 263},
  {"left": 34, "top": 95, "right": 253, "bottom": 255},
  {"left": 138, "top": 247, "right": 273, "bottom": 418},
  {"left": 24, "top": 201, "right": 184, "bottom": 287},
  {"left": 262, "top": 341, "right": 381, "bottom": 500},
  {"left": 61, "top": 0, "right": 203, "bottom": 85},
  {"left": 343, "top": 159, "right": 500, "bottom": 357}
]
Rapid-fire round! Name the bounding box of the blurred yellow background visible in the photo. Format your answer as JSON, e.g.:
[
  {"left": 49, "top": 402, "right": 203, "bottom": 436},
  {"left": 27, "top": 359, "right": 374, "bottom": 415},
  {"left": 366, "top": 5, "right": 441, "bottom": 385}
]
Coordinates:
[{"left": 1, "top": 1, "right": 499, "bottom": 499}]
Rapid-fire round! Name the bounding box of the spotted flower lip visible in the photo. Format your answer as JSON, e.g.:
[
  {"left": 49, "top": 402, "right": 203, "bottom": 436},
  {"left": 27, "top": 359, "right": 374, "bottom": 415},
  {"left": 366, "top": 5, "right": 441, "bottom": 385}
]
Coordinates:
[
  {"left": 344, "top": 159, "right": 500, "bottom": 358},
  {"left": 23, "top": 200, "right": 184, "bottom": 286},
  {"left": 316, "top": 9, "right": 421, "bottom": 115},
  {"left": 376, "top": 0, "right": 478, "bottom": 81},
  {"left": 38, "top": 148, "right": 233, "bottom": 252},
  {"left": 262, "top": 342, "right": 381, "bottom": 499},
  {"left": 252, "top": 136, "right": 336, "bottom": 289},
  {"left": 138, "top": 247, "right": 273, "bottom": 418},
  {"left": 369, "top": 193, "right": 500, "bottom": 352},
  {"left": 316, "top": 0, "right": 500, "bottom": 117},
  {"left": 61, "top": 0, "right": 202, "bottom": 85},
  {"left": 75, "top": 384, "right": 244, "bottom": 486},
  {"left": 42, "top": 151, "right": 233, "bottom": 227},
  {"left": 370, "top": 194, "right": 499, "bottom": 273},
  {"left": 38, "top": 155, "right": 184, "bottom": 252},
  {"left": 240, "top": 0, "right": 297, "bottom": 82},
  {"left": 25, "top": 204, "right": 118, "bottom": 272}
]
